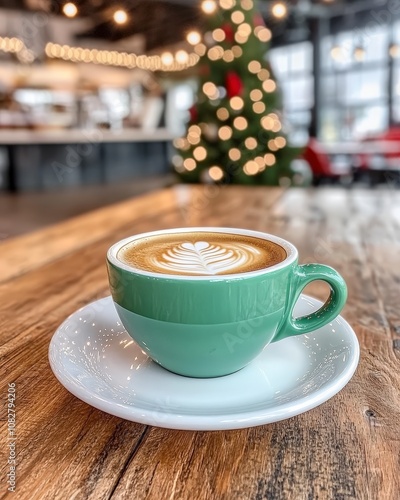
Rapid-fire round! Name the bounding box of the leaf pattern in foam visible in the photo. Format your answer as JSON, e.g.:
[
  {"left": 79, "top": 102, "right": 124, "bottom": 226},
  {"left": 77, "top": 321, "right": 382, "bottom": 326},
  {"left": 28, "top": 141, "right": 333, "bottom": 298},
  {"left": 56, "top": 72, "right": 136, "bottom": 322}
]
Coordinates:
[{"left": 152, "top": 241, "right": 260, "bottom": 275}]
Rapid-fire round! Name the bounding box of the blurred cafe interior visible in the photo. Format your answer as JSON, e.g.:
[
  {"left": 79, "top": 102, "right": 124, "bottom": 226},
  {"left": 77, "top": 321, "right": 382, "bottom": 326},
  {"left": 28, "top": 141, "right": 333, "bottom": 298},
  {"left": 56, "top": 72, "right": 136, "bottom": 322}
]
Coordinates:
[{"left": 1, "top": 0, "right": 400, "bottom": 237}]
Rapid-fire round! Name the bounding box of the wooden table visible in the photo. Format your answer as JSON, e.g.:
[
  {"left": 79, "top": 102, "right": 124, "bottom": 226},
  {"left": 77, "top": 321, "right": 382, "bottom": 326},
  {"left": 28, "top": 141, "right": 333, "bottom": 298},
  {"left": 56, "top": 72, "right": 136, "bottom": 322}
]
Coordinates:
[{"left": 1, "top": 185, "right": 399, "bottom": 499}]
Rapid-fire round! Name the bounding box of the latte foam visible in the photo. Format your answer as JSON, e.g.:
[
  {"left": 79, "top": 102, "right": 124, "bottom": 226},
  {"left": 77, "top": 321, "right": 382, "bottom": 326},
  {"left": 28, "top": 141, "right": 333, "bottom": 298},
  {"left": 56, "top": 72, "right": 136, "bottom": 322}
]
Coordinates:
[{"left": 117, "top": 231, "right": 287, "bottom": 276}]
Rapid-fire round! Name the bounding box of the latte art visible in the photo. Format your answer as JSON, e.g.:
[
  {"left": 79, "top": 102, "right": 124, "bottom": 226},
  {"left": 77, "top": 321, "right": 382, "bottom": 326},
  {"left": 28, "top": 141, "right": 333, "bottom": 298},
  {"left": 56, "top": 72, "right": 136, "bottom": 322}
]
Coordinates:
[
  {"left": 151, "top": 241, "right": 261, "bottom": 275},
  {"left": 118, "top": 231, "right": 287, "bottom": 276}
]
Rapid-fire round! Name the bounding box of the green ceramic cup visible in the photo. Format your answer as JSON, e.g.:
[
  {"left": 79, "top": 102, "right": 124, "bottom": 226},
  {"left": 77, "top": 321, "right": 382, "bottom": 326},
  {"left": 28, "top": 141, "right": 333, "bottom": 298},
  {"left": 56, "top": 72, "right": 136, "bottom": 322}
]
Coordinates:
[{"left": 107, "top": 228, "right": 347, "bottom": 378}]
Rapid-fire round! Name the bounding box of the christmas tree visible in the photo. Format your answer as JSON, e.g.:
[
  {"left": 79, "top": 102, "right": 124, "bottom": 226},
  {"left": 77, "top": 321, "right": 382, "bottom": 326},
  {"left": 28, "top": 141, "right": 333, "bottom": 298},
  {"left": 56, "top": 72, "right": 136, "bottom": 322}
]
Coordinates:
[{"left": 173, "top": 0, "right": 296, "bottom": 185}]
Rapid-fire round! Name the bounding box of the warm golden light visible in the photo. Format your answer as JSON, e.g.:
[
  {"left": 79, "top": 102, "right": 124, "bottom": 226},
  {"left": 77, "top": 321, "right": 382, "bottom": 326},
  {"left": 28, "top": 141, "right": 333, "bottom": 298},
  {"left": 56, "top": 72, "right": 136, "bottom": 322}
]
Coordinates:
[
  {"left": 264, "top": 153, "right": 276, "bottom": 166},
  {"left": 243, "top": 160, "right": 259, "bottom": 176},
  {"left": 218, "top": 126, "right": 233, "bottom": 140},
  {"left": 257, "top": 69, "right": 270, "bottom": 81},
  {"left": 390, "top": 44, "right": 400, "bottom": 59},
  {"left": 175, "top": 50, "right": 189, "bottom": 64},
  {"left": 161, "top": 52, "right": 174, "bottom": 66},
  {"left": 234, "top": 32, "right": 248, "bottom": 44},
  {"left": 268, "top": 139, "right": 279, "bottom": 151},
  {"left": 253, "top": 102, "right": 266, "bottom": 114},
  {"left": 275, "top": 136, "right": 287, "bottom": 148},
  {"left": 113, "top": 9, "right": 128, "bottom": 24},
  {"left": 233, "top": 116, "right": 248, "bottom": 130},
  {"left": 230, "top": 96, "right": 244, "bottom": 111},
  {"left": 271, "top": 2, "right": 288, "bottom": 19},
  {"left": 250, "top": 89, "right": 262, "bottom": 101},
  {"left": 238, "top": 23, "right": 252, "bottom": 36},
  {"left": 63, "top": 3, "right": 78, "bottom": 18},
  {"left": 241, "top": 0, "right": 253, "bottom": 10},
  {"left": 261, "top": 116, "right": 274, "bottom": 130},
  {"left": 202, "top": 0, "right": 217, "bottom": 14},
  {"left": 183, "top": 159, "right": 197, "bottom": 171},
  {"left": 223, "top": 50, "right": 234, "bottom": 62},
  {"left": 254, "top": 156, "right": 265, "bottom": 168},
  {"left": 187, "top": 31, "right": 201, "bottom": 45},
  {"left": 248, "top": 60, "right": 262, "bottom": 73},
  {"left": 245, "top": 137, "right": 257, "bottom": 150},
  {"left": 194, "top": 43, "right": 207, "bottom": 56},
  {"left": 232, "top": 45, "right": 243, "bottom": 58},
  {"left": 209, "top": 166, "right": 224, "bottom": 181},
  {"left": 203, "top": 81, "right": 219, "bottom": 99},
  {"left": 228, "top": 148, "right": 241, "bottom": 161},
  {"left": 208, "top": 46, "right": 224, "bottom": 61},
  {"left": 193, "top": 146, "right": 207, "bottom": 161},
  {"left": 231, "top": 10, "right": 245, "bottom": 23},
  {"left": 272, "top": 121, "right": 282, "bottom": 132},
  {"left": 255, "top": 27, "right": 272, "bottom": 42},
  {"left": 263, "top": 79, "right": 277, "bottom": 93},
  {"left": 213, "top": 29, "right": 226, "bottom": 42},
  {"left": 216, "top": 107, "right": 229, "bottom": 120},
  {"left": 188, "top": 125, "right": 201, "bottom": 136},
  {"left": 187, "top": 135, "right": 201, "bottom": 145},
  {"left": 220, "top": 0, "right": 236, "bottom": 8}
]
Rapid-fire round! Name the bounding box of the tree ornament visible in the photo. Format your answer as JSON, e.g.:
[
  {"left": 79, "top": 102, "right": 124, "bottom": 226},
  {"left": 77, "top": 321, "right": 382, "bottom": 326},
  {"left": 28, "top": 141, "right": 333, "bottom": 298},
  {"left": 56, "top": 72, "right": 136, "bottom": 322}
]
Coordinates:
[
  {"left": 225, "top": 71, "right": 243, "bottom": 97},
  {"left": 222, "top": 23, "right": 235, "bottom": 43},
  {"left": 189, "top": 105, "right": 198, "bottom": 123}
]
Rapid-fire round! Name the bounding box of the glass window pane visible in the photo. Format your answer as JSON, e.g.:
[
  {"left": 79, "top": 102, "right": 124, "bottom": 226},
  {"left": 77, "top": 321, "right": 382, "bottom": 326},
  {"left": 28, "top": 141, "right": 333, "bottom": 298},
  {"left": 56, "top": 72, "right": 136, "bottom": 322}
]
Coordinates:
[
  {"left": 269, "top": 47, "right": 289, "bottom": 76},
  {"left": 281, "top": 77, "right": 314, "bottom": 110},
  {"left": 289, "top": 42, "right": 313, "bottom": 72},
  {"left": 343, "top": 69, "right": 388, "bottom": 104},
  {"left": 363, "top": 27, "right": 389, "bottom": 63}
]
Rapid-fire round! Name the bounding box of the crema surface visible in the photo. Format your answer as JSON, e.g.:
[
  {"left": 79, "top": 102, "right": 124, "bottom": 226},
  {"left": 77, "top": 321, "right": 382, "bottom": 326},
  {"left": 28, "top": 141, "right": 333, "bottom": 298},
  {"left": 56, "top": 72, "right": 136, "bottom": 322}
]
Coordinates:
[{"left": 117, "top": 232, "right": 287, "bottom": 276}]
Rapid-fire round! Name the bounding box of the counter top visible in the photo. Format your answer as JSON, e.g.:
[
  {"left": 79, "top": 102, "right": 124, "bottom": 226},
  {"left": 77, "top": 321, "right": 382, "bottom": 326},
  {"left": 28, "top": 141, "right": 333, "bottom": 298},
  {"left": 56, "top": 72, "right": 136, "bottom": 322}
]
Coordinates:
[{"left": 0, "top": 127, "right": 175, "bottom": 145}]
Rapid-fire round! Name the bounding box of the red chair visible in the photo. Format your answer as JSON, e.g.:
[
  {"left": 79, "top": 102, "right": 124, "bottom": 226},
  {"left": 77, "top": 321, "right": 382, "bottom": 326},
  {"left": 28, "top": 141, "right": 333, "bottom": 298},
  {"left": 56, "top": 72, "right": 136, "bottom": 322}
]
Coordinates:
[{"left": 302, "top": 138, "right": 341, "bottom": 185}]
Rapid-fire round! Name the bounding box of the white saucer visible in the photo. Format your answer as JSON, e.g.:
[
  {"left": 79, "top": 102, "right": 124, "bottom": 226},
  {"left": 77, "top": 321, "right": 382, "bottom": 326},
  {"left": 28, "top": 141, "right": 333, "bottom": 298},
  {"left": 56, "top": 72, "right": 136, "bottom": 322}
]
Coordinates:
[{"left": 49, "top": 295, "right": 360, "bottom": 431}]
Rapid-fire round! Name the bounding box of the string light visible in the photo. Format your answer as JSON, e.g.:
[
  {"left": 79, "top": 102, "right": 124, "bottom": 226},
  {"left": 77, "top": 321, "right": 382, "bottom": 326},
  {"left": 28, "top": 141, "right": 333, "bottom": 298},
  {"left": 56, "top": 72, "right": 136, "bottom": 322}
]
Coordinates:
[
  {"left": 243, "top": 160, "right": 259, "bottom": 176},
  {"left": 212, "top": 29, "right": 226, "bottom": 42},
  {"left": 248, "top": 60, "right": 261, "bottom": 73},
  {"left": 254, "top": 156, "right": 265, "bottom": 169},
  {"left": 330, "top": 46, "right": 344, "bottom": 62},
  {"left": 183, "top": 159, "right": 197, "bottom": 171},
  {"left": 250, "top": 89, "right": 262, "bottom": 101},
  {"left": 268, "top": 139, "right": 279, "bottom": 151},
  {"left": 228, "top": 148, "right": 241, "bottom": 161},
  {"left": 390, "top": 44, "right": 400, "bottom": 59},
  {"left": 223, "top": 50, "right": 234, "bottom": 62},
  {"left": 263, "top": 79, "right": 277, "bottom": 93},
  {"left": 220, "top": 0, "right": 236, "bottom": 8},
  {"left": 254, "top": 27, "right": 272, "bottom": 43},
  {"left": 238, "top": 23, "right": 252, "bottom": 36},
  {"left": 0, "top": 36, "right": 25, "bottom": 55},
  {"left": 253, "top": 102, "right": 265, "bottom": 114},
  {"left": 264, "top": 153, "right": 276, "bottom": 166},
  {"left": 234, "top": 32, "right": 248, "bottom": 44},
  {"left": 231, "top": 11, "right": 245, "bottom": 24},
  {"left": 187, "top": 31, "right": 201, "bottom": 45},
  {"left": 161, "top": 52, "right": 174, "bottom": 66},
  {"left": 193, "top": 146, "right": 207, "bottom": 161},
  {"left": 241, "top": 0, "right": 253, "bottom": 10},
  {"left": 208, "top": 46, "right": 224, "bottom": 61},
  {"left": 261, "top": 116, "right": 274, "bottom": 130},
  {"left": 218, "top": 126, "right": 233, "bottom": 140},
  {"left": 232, "top": 45, "right": 243, "bottom": 58},
  {"left": 354, "top": 46, "right": 366, "bottom": 62},
  {"left": 187, "top": 135, "right": 201, "bottom": 145},
  {"left": 203, "top": 81, "right": 219, "bottom": 99},
  {"left": 275, "top": 136, "right": 287, "bottom": 148},
  {"left": 202, "top": 0, "right": 217, "bottom": 14},
  {"left": 175, "top": 50, "right": 189, "bottom": 64},
  {"left": 217, "top": 108, "right": 229, "bottom": 120},
  {"left": 230, "top": 96, "right": 244, "bottom": 111},
  {"left": 233, "top": 116, "right": 248, "bottom": 130},
  {"left": 271, "top": 2, "right": 288, "bottom": 19},
  {"left": 257, "top": 69, "right": 270, "bottom": 80},
  {"left": 113, "top": 9, "right": 128, "bottom": 24},
  {"left": 194, "top": 44, "right": 207, "bottom": 56},
  {"left": 45, "top": 42, "right": 199, "bottom": 71},
  {"left": 209, "top": 166, "right": 224, "bottom": 181},
  {"left": 63, "top": 2, "right": 78, "bottom": 18},
  {"left": 245, "top": 137, "right": 257, "bottom": 150}
]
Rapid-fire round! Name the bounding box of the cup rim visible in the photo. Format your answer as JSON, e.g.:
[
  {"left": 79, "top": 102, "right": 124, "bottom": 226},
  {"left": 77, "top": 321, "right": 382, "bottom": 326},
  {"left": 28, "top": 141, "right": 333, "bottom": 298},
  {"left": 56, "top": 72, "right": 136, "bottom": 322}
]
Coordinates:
[{"left": 107, "top": 227, "right": 298, "bottom": 281}]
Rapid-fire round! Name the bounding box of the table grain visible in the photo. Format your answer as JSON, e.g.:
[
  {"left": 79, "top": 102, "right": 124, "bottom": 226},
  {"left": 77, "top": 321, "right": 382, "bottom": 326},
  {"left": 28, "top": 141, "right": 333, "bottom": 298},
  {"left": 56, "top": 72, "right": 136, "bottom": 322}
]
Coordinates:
[{"left": 0, "top": 185, "right": 399, "bottom": 500}]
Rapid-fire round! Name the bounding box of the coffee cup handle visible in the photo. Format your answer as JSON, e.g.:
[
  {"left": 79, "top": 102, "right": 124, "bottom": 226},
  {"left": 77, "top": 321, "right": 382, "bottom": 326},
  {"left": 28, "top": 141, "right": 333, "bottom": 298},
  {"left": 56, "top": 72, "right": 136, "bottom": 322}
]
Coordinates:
[{"left": 273, "top": 264, "right": 348, "bottom": 343}]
